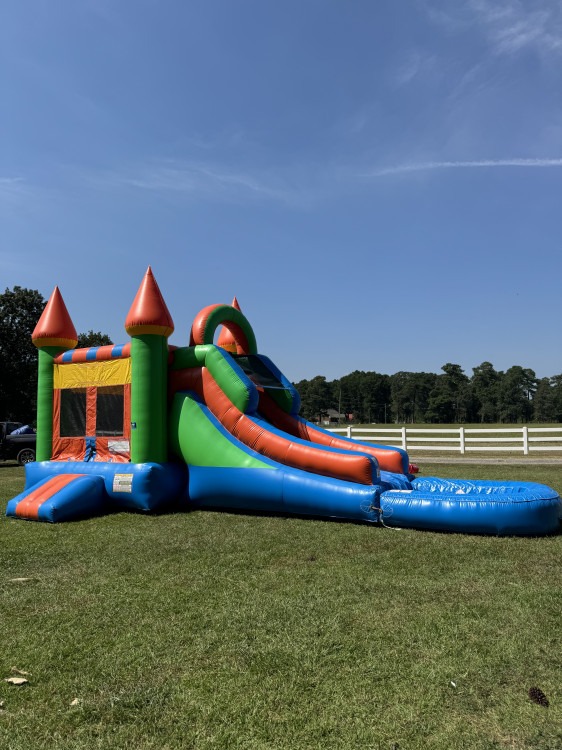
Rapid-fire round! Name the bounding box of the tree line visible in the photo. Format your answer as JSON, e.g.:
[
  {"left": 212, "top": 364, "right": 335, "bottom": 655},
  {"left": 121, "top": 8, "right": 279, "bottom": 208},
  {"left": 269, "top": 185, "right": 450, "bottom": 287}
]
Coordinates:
[
  {"left": 2, "top": 286, "right": 562, "bottom": 426},
  {"left": 0, "top": 287, "right": 111, "bottom": 423},
  {"left": 295, "top": 362, "right": 562, "bottom": 425}
]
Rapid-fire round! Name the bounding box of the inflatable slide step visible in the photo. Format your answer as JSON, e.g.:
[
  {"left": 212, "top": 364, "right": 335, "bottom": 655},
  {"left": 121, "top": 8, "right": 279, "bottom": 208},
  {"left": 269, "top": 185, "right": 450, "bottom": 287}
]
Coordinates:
[{"left": 7, "top": 473, "right": 106, "bottom": 523}]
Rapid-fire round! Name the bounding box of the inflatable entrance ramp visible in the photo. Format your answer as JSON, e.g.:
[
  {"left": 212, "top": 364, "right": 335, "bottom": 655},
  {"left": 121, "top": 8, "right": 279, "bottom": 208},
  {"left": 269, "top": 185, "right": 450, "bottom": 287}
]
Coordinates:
[{"left": 6, "top": 474, "right": 106, "bottom": 523}]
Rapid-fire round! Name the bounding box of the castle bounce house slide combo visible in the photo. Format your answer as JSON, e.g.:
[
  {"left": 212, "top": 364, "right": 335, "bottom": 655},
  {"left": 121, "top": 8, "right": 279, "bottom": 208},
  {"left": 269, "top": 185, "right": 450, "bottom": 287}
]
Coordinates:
[{"left": 6, "top": 268, "right": 561, "bottom": 534}]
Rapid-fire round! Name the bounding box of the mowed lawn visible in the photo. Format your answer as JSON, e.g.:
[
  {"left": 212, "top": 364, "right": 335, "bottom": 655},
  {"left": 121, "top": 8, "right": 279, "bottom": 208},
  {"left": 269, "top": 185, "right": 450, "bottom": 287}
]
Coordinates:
[{"left": 1, "top": 462, "right": 561, "bottom": 750}]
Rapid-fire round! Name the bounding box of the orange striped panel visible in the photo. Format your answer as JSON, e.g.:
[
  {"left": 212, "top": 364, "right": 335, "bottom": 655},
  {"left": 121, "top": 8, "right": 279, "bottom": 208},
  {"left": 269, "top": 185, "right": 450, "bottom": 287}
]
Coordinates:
[
  {"left": 54, "top": 343, "right": 132, "bottom": 364},
  {"left": 15, "top": 474, "right": 84, "bottom": 520},
  {"left": 258, "top": 392, "right": 406, "bottom": 474}
]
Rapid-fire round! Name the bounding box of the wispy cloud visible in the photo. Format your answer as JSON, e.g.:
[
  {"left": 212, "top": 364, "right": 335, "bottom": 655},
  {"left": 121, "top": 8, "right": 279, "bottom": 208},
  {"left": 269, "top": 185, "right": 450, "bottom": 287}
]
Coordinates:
[
  {"left": 391, "top": 51, "right": 437, "bottom": 88},
  {"left": 363, "top": 157, "right": 562, "bottom": 177},
  {"left": 90, "top": 160, "right": 320, "bottom": 208},
  {"left": 336, "top": 110, "right": 372, "bottom": 137},
  {"left": 426, "top": 1, "right": 562, "bottom": 58},
  {"left": 0, "top": 177, "right": 34, "bottom": 209},
  {"left": 0, "top": 176, "right": 28, "bottom": 195},
  {"left": 472, "top": 0, "right": 562, "bottom": 55}
]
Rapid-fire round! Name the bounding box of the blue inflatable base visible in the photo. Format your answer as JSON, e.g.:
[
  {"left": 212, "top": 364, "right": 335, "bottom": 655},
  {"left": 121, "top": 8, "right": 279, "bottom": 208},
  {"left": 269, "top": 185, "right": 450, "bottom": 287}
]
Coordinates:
[
  {"left": 185, "top": 464, "right": 381, "bottom": 523},
  {"left": 381, "top": 477, "right": 561, "bottom": 535},
  {"left": 185, "top": 466, "right": 560, "bottom": 536},
  {"left": 22, "top": 461, "right": 187, "bottom": 513},
  {"left": 6, "top": 461, "right": 560, "bottom": 535}
]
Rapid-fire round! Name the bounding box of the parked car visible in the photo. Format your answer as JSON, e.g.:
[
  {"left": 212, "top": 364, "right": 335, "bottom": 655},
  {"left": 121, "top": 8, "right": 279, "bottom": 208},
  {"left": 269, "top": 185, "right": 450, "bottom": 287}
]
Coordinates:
[{"left": 0, "top": 422, "right": 36, "bottom": 465}]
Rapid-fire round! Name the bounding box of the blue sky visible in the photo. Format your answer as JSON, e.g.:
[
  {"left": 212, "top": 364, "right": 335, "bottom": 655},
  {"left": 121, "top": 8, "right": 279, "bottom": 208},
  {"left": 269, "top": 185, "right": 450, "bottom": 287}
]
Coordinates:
[{"left": 3, "top": 0, "right": 562, "bottom": 382}]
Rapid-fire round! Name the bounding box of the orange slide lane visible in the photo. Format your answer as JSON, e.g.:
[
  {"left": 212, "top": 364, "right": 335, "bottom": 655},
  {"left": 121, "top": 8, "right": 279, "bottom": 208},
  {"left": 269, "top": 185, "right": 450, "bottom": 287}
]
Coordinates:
[
  {"left": 258, "top": 392, "right": 406, "bottom": 474},
  {"left": 15, "top": 474, "right": 83, "bottom": 520},
  {"left": 170, "top": 368, "right": 377, "bottom": 485}
]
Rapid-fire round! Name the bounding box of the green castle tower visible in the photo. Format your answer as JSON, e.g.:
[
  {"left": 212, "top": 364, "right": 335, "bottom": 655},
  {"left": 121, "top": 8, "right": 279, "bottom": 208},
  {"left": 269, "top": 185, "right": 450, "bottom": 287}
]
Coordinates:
[
  {"left": 31, "top": 287, "right": 78, "bottom": 461},
  {"left": 125, "top": 267, "right": 174, "bottom": 464}
]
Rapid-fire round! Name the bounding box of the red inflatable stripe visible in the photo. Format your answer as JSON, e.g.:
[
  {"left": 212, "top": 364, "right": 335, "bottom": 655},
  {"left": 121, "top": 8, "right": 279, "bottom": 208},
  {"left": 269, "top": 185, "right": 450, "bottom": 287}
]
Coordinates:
[{"left": 15, "top": 474, "right": 84, "bottom": 520}]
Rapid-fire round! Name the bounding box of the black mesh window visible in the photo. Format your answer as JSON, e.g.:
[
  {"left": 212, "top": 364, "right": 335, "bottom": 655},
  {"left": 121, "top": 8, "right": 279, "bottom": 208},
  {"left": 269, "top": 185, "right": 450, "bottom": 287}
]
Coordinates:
[
  {"left": 96, "top": 386, "right": 124, "bottom": 436},
  {"left": 60, "top": 389, "right": 87, "bottom": 437}
]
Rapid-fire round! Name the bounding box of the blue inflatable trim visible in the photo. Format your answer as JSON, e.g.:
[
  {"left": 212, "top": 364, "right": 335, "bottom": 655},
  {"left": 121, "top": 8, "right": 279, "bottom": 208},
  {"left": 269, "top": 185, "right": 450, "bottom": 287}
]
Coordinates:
[
  {"left": 23, "top": 461, "right": 186, "bottom": 513},
  {"left": 186, "top": 465, "right": 381, "bottom": 523},
  {"left": 7, "top": 474, "right": 106, "bottom": 523},
  {"left": 380, "top": 477, "right": 561, "bottom": 535}
]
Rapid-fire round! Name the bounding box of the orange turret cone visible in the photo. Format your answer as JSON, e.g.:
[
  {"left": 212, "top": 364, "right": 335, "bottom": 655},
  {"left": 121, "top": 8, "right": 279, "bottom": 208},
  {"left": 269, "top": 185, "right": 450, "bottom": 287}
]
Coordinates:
[
  {"left": 33, "top": 287, "right": 78, "bottom": 461},
  {"left": 125, "top": 266, "right": 174, "bottom": 338},
  {"left": 217, "top": 297, "right": 241, "bottom": 353},
  {"left": 32, "top": 287, "right": 78, "bottom": 351},
  {"left": 125, "top": 267, "right": 173, "bottom": 464}
]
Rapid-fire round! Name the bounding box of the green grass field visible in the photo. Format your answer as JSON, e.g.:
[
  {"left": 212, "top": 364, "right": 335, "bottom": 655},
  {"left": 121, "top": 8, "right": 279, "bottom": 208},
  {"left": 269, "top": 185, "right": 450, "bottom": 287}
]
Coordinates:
[{"left": 1, "top": 461, "right": 561, "bottom": 750}]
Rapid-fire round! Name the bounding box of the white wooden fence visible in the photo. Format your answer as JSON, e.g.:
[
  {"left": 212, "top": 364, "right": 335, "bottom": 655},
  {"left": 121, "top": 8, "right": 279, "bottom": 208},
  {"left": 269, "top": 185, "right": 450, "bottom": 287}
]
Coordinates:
[{"left": 326, "top": 426, "right": 562, "bottom": 455}]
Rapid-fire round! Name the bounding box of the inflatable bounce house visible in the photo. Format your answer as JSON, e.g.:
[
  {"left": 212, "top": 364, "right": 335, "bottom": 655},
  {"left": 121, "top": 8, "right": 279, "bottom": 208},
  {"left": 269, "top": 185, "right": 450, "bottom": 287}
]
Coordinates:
[{"left": 6, "top": 268, "right": 561, "bottom": 534}]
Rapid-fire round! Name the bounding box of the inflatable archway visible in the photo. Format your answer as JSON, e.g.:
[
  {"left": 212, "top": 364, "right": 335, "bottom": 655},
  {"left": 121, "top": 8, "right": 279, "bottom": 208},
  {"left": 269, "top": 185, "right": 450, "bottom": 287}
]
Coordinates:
[{"left": 189, "top": 304, "right": 257, "bottom": 355}]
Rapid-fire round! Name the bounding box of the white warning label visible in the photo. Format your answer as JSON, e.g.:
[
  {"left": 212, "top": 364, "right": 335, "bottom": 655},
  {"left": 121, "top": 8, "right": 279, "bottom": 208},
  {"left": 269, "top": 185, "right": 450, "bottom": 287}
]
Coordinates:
[
  {"left": 113, "top": 473, "right": 133, "bottom": 493},
  {"left": 108, "top": 440, "right": 130, "bottom": 455}
]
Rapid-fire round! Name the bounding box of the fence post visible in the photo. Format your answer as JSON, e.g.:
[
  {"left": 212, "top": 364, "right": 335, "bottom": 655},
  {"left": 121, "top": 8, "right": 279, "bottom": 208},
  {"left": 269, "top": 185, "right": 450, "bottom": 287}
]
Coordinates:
[
  {"left": 347, "top": 425, "right": 352, "bottom": 439},
  {"left": 522, "top": 425, "right": 528, "bottom": 455},
  {"left": 459, "top": 426, "right": 465, "bottom": 455},
  {"left": 401, "top": 426, "right": 407, "bottom": 450}
]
